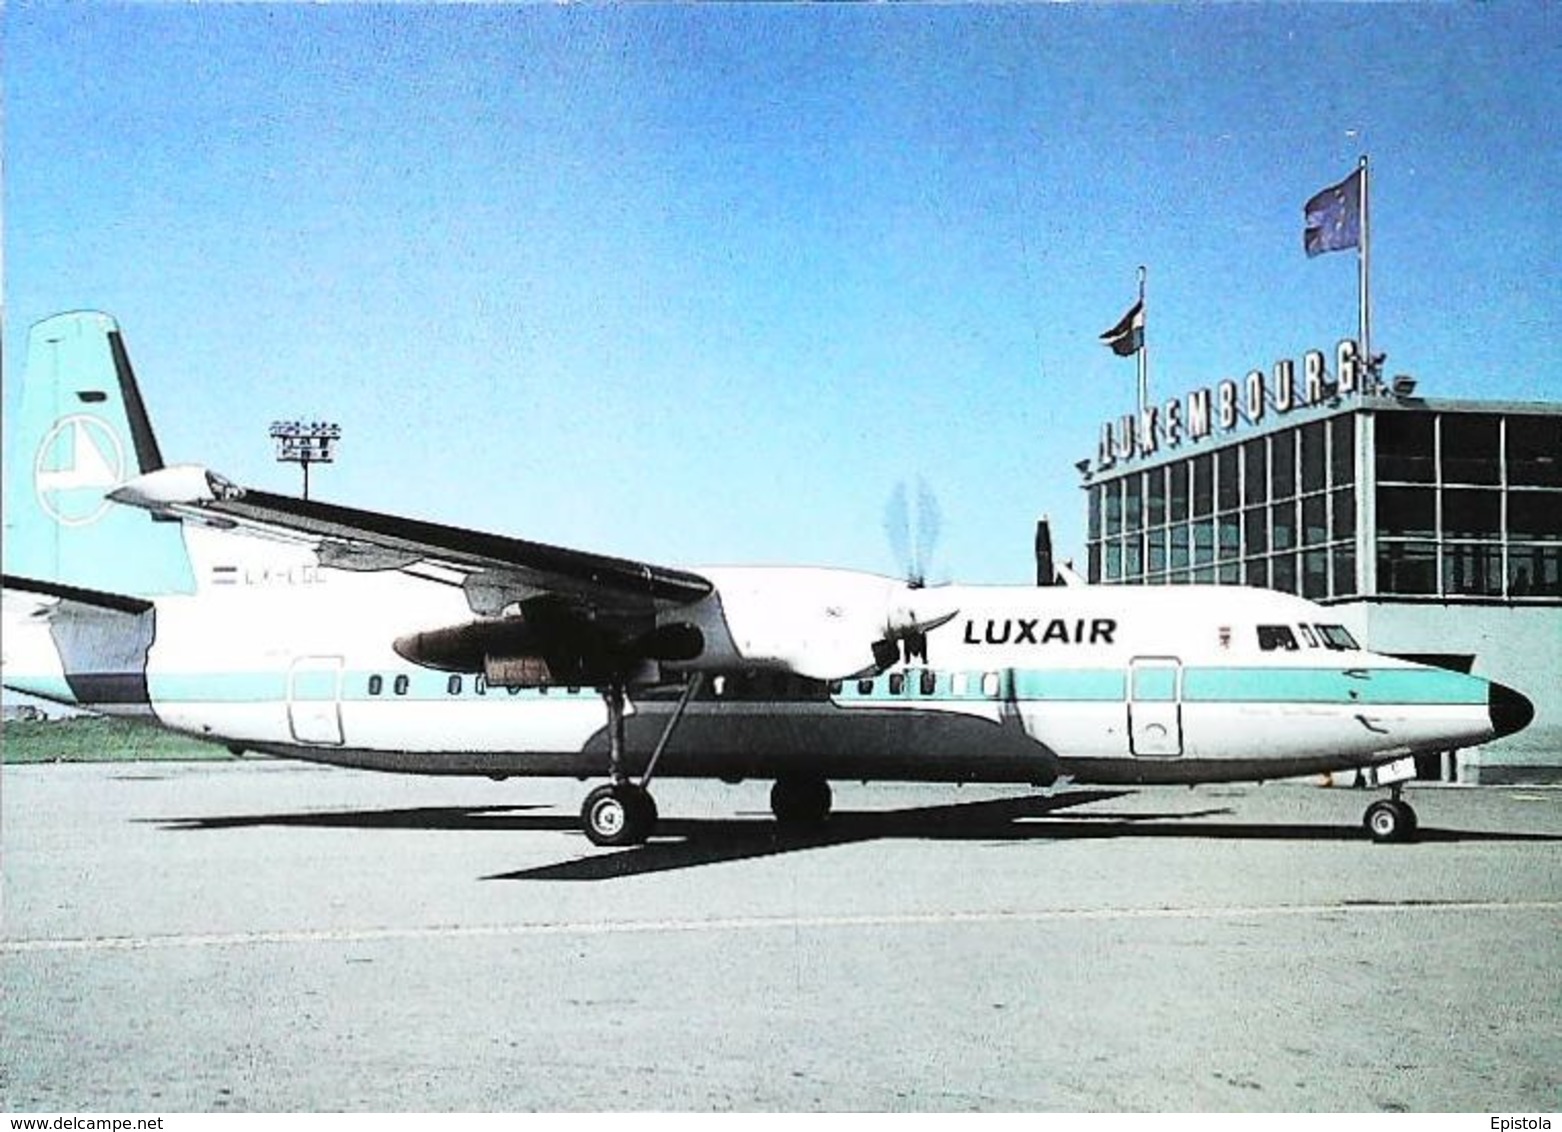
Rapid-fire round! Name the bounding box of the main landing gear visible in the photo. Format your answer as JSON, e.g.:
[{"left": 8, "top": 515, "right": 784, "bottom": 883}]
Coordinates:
[
  {"left": 770, "top": 775, "right": 833, "bottom": 827},
  {"left": 581, "top": 780, "right": 657, "bottom": 848},
  {"left": 575, "top": 676, "right": 838, "bottom": 846},
  {"left": 579, "top": 676, "right": 701, "bottom": 848},
  {"left": 1363, "top": 784, "right": 1419, "bottom": 844}
]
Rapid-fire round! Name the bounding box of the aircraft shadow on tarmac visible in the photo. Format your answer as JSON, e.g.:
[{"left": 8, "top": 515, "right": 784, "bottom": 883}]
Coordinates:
[{"left": 151, "top": 789, "right": 1562, "bottom": 881}]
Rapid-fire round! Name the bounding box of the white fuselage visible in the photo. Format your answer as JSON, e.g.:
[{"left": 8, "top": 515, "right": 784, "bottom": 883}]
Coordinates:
[{"left": 2, "top": 524, "right": 1504, "bottom": 788}]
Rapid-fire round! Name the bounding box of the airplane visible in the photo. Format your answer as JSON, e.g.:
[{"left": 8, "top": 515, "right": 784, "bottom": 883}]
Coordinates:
[{"left": 2, "top": 312, "right": 1536, "bottom": 847}]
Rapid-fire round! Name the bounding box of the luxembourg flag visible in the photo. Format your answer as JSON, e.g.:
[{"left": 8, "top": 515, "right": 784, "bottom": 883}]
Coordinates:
[{"left": 1099, "top": 299, "right": 1144, "bottom": 358}]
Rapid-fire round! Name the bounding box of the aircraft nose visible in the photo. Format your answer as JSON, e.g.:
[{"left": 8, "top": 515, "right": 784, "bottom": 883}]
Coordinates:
[{"left": 1488, "top": 681, "right": 1535, "bottom": 739}]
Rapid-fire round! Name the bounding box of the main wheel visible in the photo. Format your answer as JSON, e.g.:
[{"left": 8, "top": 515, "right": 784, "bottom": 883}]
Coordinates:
[
  {"left": 582, "top": 783, "right": 657, "bottom": 847},
  {"left": 770, "top": 776, "right": 832, "bottom": 827},
  {"left": 1364, "top": 798, "right": 1414, "bottom": 844}
]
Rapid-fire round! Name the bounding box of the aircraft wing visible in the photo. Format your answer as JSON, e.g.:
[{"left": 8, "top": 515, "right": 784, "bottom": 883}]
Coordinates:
[
  {"left": 169, "top": 485, "right": 713, "bottom": 618},
  {"left": 109, "top": 465, "right": 943, "bottom": 681}
]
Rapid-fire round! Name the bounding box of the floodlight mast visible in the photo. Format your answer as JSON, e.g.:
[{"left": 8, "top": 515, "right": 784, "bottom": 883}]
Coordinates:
[{"left": 269, "top": 420, "right": 341, "bottom": 501}]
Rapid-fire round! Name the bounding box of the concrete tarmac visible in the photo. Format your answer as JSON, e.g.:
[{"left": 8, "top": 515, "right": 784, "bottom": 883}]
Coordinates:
[{"left": 2, "top": 759, "right": 1559, "bottom": 1112}]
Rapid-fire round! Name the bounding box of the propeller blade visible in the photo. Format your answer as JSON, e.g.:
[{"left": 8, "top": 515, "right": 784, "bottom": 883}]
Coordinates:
[
  {"left": 912, "top": 476, "right": 941, "bottom": 588},
  {"left": 884, "top": 481, "right": 913, "bottom": 581},
  {"left": 885, "top": 477, "right": 943, "bottom": 588}
]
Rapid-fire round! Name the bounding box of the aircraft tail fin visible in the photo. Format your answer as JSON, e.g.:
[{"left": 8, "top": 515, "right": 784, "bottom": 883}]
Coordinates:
[{"left": 4, "top": 312, "right": 196, "bottom": 597}]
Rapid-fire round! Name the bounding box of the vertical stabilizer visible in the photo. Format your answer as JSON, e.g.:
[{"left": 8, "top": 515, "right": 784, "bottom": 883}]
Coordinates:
[{"left": 4, "top": 312, "right": 196, "bottom": 597}]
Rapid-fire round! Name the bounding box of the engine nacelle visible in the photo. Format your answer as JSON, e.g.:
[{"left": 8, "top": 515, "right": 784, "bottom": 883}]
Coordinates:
[
  {"left": 700, "top": 566, "right": 957, "bottom": 682},
  {"left": 393, "top": 619, "right": 538, "bottom": 673},
  {"left": 485, "top": 654, "right": 589, "bottom": 688},
  {"left": 393, "top": 615, "right": 703, "bottom": 688}
]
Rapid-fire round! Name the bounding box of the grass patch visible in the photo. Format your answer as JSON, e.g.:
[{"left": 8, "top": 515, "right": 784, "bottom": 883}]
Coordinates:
[{"left": 1, "top": 716, "right": 237, "bottom": 764}]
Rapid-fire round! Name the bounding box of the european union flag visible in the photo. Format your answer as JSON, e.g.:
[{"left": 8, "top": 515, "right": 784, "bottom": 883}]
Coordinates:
[{"left": 1303, "top": 169, "right": 1362, "bottom": 257}]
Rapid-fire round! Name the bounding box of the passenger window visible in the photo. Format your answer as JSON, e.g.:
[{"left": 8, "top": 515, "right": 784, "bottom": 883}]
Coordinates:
[
  {"left": 368, "top": 675, "right": 383, "bottom": 696},
  {"left": 982, "top": 672, "right": 1001, "bottom": 698},
  {"left": 856, "top": 678, "right": 874, "bottom": 695},
  {"left": 713, "top": 676, "right": 726, "bottom": 697},
  {"left": 828, "top": 680, "right": 843, "bottom": 695},
  {"left": 951, "top": 673, "right": 968, "bottom": 697},
  {"left": 920, "top": 669, "right": 938, "bottom": 696},
  {"left": 446, "top": 675, "right": 463, "bottom": 696},
  {"left": 475, "top": 675, "right": 487, "bottom": 696},
  {"left": 1317, "top": 624, "right": 1359, "bottom": 650},
  {"left": 1257, "top": 625, "right": 1300, "bottom": 651},
  {"left": 1298, "top": 624, "right": 1320, "bottom": 648},
  {"left": 889, "top": 673, "right": 906, "bottom": 695},
  {"left": 394, "top": 675, "right": 410, "bottom": 695}
]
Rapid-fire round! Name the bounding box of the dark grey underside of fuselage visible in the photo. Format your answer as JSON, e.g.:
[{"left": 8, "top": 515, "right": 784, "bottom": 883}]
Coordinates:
[
  {"left": 235, "top": 704, "right": 1381, "bottom": 786},
  {"left": 248, "top": 707, "right": 1058, "bottom": 783},
  {"left": 252, "top": 746, "right": 1372, "bottom": 787}
]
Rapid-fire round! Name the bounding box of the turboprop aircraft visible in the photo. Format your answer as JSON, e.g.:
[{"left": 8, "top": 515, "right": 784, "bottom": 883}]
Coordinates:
[{"left": 2, "top": 312, "right": 1535, "bottom": 846}]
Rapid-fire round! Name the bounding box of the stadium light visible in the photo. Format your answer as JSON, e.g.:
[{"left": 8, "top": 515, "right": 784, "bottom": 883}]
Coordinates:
[{"left": 269, "top": 420, "right": 341, "bottom": 500}]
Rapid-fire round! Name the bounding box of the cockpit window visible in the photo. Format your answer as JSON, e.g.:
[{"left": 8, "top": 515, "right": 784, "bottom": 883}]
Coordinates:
[
  {"left": 1258, "top": 624, "right": 1300, "bottom": 651},
  {"left": 1316, "top": 624, "right": 1360, "bottom": 650},
  {"left": 1298, "top": 624, "right": 1320, "bottom": 648}
]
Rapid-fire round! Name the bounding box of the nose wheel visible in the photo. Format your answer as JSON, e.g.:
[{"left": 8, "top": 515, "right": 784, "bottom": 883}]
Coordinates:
[{"left": 1363, "top": 787, "right": 1418, "bottom": 844}]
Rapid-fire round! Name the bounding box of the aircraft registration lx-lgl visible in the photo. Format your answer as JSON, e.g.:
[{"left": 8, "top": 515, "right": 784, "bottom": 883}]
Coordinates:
[{"left": 2, "top": 313, "right": 1535, "bottom": 845}]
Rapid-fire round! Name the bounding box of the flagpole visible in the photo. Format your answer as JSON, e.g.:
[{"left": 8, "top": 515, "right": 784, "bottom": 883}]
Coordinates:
[
  {"left": 1358, "top": 153, "right": 1371, "bottom": 387},
  {"left": 1136, "top": 264, "right": 1148, "bottom": 422}
]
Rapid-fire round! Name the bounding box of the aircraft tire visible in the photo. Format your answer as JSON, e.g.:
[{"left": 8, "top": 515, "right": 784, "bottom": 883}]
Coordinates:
[
  {"left": 1364, "top": 798, "right": 1415, "bottom": 844},
  {"left": 582, "top": 783, "right": 656, "bottom": 847},
  {"left": 770, "top": 776, "right": 832, "bottom": 827}
]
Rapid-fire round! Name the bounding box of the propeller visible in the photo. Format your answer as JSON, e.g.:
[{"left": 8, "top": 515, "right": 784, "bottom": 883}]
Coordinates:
[
  {"left": 884, "top": 476, "right": 943, "bottom": 589},
  {"left": 877, "top": 477, "right": 956, "bottom": 669}
]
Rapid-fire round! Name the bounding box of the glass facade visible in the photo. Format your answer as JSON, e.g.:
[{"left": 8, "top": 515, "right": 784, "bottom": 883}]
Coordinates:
[
  {"left": 1375, "top": 410, "right": 1561, "bottom": 599},
  {"left": 1087, "top": 412, "right": 1358, "bottom": 597},
  {"left": 1085, "top": 406, "right": 1562, "bottom": 602}
]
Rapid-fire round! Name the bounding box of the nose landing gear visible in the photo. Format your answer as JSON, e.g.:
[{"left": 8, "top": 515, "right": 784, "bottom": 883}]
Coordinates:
[{"left": 1363, "top": 785, "right": 1418, "bottom": 844}]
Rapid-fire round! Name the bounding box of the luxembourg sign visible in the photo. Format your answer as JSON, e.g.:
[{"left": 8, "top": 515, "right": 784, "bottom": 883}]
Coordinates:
[{"left": 1096, "top": 338, "right": 1361, "bottom": 470}]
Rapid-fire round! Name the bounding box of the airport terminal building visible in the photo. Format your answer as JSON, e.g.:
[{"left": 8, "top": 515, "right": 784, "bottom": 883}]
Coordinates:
[{"left": 1079, "top": 340, "right": 1561, "bottom": 782}]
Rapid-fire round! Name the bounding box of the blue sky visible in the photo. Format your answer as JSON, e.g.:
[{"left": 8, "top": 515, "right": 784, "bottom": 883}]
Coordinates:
[{"left": 6, "top": 3, "right": 1559, "bottom": 584}]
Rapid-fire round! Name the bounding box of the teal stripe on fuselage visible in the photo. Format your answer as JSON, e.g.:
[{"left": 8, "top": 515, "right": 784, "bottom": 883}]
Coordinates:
[
  {"left": 149, "top": 672, "right": 289, "bottom": 703},
  {"left": 146, "top": 671, "right": 590, "bottom": 704},
  {"left": 1181, "top": 666, "right": 1487, "bottom": 706},
  {"left": 1012, "top": 669, "right": 1125, "bottom": 701},
  {"left": 139, "top": 664, "right": 1484, "bottom": 709},
  {"left": 835, "top": 670, "right": 1125, "bottom": 702}
]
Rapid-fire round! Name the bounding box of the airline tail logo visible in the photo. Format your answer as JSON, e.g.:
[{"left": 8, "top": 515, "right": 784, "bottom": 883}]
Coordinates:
[{"left": 34, "top": 414, "right": 126, "bottom": 527}]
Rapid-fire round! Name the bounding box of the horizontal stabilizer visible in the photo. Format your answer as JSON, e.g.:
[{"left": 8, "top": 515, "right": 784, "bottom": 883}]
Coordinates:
[{"left": 1, "top": 573, "right": 154, "bottom": 615}]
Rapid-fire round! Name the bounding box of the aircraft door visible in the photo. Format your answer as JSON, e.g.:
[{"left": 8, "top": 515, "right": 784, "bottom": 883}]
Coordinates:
[
  {"left": 1128, "top": 657, "right": 1182, "bottom": 758},
  {"left": 287, "top": 655, "right": 345, "bottom": 746}
]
